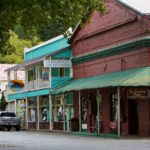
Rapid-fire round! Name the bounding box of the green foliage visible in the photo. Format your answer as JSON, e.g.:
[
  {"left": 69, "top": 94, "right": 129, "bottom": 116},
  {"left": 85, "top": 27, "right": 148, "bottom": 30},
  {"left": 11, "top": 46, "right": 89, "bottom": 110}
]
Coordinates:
[
  {"left": 0, "top": 0, "right": 107, "bottom": 56},
  {"left": 0, "top": 32, "right": 40, "bottom": 63},
  {"left": 0, "top": 92, "right": 7, "bottom": 111}
]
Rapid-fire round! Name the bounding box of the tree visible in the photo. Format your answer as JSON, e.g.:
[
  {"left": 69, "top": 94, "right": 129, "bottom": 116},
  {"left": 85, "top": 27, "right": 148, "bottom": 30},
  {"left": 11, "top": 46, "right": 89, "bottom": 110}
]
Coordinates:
[
  {"left": 0, "top": 92, "right": 7, "bottom": 111},
  {"left": 0, "top": 32, "right": 41, "bottom": 63},
  {"left": 0, "top": 0, "right": 107, "bottom": 55}
]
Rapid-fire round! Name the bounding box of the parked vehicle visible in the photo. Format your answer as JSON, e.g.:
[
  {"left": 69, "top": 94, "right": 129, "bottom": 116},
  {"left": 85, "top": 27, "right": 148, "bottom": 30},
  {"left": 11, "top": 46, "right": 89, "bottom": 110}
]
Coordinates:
[{"left": 0, "top": 111, "right": 21, "bottom": 131}]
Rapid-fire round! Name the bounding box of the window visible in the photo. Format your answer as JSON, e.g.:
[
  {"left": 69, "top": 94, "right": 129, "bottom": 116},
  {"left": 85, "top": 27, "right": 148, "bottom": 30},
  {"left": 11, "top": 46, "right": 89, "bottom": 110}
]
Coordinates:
[
  {"left": 39, "top": 95, "right": 49, "bottom": 122},
  {"left": 42, "top": 68, "right": 49, "bottom": 80},
  {"left": 27, "top": 67, "right": 36, "bottom": 81},
  {"left": 38, "top": 64, "right": 43, "bottom": 79},
  {"left": 81, "top": 97, "right": 88, "bottom": 124},
  {"left": 59, "top": 68, "right": 65, "bottom": 77},
  {"left": 52, "top": 96, "right": 64, "bottom": 122},
  {"left": 110, "top": 93, "right": 118, "bottom": 122},
  {"left": 28, "top": 97, "right": 37, "bottom": 122},
  {"left": 52, "top": 68, "right": 69, "bottom": 77}
]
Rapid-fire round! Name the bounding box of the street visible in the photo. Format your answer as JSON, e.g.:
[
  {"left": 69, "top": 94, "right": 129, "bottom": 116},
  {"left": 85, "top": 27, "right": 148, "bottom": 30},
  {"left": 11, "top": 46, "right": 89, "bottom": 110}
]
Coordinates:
[{"left": 0, "top": 131, "right": 150, "bottom": 150}]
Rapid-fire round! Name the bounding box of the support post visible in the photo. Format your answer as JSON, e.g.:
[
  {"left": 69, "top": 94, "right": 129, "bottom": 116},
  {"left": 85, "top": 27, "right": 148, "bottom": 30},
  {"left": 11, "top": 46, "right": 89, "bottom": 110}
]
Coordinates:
[
  {"left": 96, "top": 90, "right": 101, "bottom": 134},
  {"left": 49, "top": 94, "right": 53, "bottom": 130},
  {"left": 14, "top": 100, "right": 17, "bottom": 114},
  {"left": 79, "top": 91, "right": 81, "bottom": 132},
  {"left": 117, "top": 87, "right": 121, "bottom": 137},
  {"left": 63, "top": 94, "right": 66, "bottom": 132},
  {"left": 37, "top": 96, "right": 40, "bottom": 130},
  {"left": 26, "top": 98, "right": 28, "bottom": 130}
]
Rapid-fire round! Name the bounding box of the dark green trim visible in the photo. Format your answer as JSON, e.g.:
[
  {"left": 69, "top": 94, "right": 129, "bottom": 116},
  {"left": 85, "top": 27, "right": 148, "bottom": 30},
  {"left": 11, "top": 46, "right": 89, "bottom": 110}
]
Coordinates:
[
  {"left": 69, "top": 132, "right": 118, "bottom": 139},
  {"left": 72, "top": 37, "right": 150, "bottom": 65}
]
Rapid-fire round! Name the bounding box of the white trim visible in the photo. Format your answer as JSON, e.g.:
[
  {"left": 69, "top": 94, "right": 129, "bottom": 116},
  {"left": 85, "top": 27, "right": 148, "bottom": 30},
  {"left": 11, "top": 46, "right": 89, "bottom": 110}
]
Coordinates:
[{"left": 25, "top": 35, "right": 64, "bottom": 53}]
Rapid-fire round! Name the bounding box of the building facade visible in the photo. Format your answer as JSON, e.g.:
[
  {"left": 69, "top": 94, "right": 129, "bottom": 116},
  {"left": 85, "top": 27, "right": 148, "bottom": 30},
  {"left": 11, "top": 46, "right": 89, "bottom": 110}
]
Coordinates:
[
  {"left": 54, "top": 0, "right": 150, "bottom": 136},
  {"left": 5, "top": 35, "right": 73, "bottom": 131}
]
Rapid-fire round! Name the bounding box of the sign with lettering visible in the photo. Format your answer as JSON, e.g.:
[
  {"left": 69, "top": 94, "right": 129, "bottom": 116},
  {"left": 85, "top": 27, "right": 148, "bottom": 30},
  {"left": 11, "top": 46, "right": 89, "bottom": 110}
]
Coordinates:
[
  {"left": 43, "top": 60, "right": 71, "bottom": 68},
  {"left": 127, "top": 88, "right": 149, "bottom": 99}
]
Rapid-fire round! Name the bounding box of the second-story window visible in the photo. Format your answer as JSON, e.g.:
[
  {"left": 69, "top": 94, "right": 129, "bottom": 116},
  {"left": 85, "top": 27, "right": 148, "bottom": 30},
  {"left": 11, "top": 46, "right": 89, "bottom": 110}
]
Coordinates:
[
  {"left": 38, "top": 64, "right": 43, "bottom": 79},
  {"left": 52, "top": 68, "right": 70, "bottom": 77},
  {"left": 28, "top": 67, "right": 36, "bottom": 81}
]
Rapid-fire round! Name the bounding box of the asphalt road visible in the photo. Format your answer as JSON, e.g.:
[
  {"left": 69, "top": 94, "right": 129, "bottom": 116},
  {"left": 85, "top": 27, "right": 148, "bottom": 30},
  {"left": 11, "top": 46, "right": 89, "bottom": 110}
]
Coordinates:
[{"left": 0, "top": 130, "right": 150, "bottom": 150}]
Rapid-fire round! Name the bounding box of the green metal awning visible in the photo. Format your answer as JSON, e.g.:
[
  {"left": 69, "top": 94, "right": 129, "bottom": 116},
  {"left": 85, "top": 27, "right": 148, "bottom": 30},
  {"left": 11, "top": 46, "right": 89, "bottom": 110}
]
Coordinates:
[{"left": 53, "top": 67, "right": 150, "bottom": 94}]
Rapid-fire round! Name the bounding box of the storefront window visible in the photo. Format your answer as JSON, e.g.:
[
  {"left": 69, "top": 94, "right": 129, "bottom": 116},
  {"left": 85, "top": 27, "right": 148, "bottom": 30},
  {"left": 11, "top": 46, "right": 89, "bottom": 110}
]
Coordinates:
[
  {"left": 52, "top": 96, "right": 65, "bottom": 122},
  {"left": 39, "top": 95, "right": 49, "bottom": 122},
  {"left": 110, "top": 93, "right": 118, "bottom": 121},
  {"left": 81, "top": 97, "right": 88, "bottom": 123},
  {"left": 28, "top": 97, "right": 37, "bottom": 122}
]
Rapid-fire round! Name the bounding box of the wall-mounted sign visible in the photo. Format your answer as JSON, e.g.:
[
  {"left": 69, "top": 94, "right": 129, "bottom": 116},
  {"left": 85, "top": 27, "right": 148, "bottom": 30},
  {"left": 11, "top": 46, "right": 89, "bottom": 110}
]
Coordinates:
[
  {"left": 43, "top": 60, "right": 71, "bottom": 68},
  {"left": 127, "top": 88, "right": 149, "bottom": 99}
]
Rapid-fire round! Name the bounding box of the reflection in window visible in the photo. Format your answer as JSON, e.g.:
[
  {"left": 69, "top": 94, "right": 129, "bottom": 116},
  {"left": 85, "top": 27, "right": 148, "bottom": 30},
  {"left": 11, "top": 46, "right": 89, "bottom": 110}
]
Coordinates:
[
  {"left": 39, "top": 95, "right": 49, "bottom": 122},
  {"left": 28, "top": 108, "right": 36, "bottom": 122},
  {"left": 110, "top": 94, "right": 118, "bottom": 122},
  {"left": 40, "top": 108, "right": 48, "bottom": 121},
  {"left": 81, "top": 98, "right": 88, "bottom": 123}
]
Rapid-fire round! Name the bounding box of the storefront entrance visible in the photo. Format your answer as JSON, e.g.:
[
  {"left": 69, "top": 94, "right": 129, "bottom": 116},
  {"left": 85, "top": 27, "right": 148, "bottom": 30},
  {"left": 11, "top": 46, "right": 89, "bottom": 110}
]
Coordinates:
[{"left": 128, "top": 100, "right": 139, "bottom": 135}]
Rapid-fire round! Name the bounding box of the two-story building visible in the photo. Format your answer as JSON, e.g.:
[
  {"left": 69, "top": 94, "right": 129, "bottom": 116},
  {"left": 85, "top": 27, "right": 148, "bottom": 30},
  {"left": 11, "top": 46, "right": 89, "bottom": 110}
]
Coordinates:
[
  {"left": 53, "top": 0, "right": 150, "bottom": 137},
  {"left": 5, "top": 35, "right": 73, "bottom": 131}
]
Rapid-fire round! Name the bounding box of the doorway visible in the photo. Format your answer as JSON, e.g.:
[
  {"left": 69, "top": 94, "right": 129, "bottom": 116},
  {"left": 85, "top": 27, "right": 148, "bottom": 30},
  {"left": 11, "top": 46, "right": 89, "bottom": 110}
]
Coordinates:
[{"left": 128, "top": 100, "right": 139, "bottom": 135}]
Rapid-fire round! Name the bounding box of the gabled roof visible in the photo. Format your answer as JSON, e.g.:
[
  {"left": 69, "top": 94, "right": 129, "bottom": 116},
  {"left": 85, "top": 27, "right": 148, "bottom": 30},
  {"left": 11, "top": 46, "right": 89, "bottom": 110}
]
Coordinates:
[
  {"left": 118, "top": 0, "right": 150, "bottom": 15},
  {"left": 5, "top": 46, "right": 70, "bottom": 72}
]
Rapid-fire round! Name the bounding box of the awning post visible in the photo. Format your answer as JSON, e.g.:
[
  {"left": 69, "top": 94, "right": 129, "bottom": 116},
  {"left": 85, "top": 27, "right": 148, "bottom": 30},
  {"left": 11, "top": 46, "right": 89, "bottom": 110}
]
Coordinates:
[
  {"left": 79, "top": 91, "right": 81, "bottom": 132},
  {"left": 117, "top": 87, "right": 121, "bottom": 137}
]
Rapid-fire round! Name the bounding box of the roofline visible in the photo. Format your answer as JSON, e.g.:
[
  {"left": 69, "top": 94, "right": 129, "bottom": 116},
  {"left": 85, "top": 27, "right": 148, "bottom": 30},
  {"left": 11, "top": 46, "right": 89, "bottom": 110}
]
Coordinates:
[
  {"left": 69, "top": 21, "right": 81, "bottom": 42},
  {"left": 25, "top": 35, "right": 64, "bottom": 53},
  {"left": 5, "top": 46, "right": 71, "bottom": 72},
  {"left": 118, "top": 0, "right": 150, "bottom": 16}
]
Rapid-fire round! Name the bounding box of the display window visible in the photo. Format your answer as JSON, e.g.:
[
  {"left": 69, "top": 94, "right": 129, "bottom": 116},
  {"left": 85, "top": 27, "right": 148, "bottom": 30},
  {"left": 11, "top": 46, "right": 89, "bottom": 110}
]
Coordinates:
[
  {"left": 39, "top": 95, "right": 49, "bottom": 122},
  {"left": 28, "top": 97, "right": 37, "bottom": 122}
]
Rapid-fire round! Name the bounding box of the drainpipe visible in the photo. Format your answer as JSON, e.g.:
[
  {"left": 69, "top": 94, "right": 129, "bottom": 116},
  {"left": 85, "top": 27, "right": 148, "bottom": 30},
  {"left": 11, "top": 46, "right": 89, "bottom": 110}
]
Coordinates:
[
  {"left": 79, "top": 91, "right": 81, "bottom": 132},
  {"left": 117, "top": 87, "right": 121, "bottom": 137}
]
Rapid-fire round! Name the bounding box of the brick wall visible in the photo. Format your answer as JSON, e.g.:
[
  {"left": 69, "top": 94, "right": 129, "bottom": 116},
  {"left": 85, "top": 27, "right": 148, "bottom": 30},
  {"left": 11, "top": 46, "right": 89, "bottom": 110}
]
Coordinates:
[
  {"left": 73, "top": 48, "right": 149, "bottom": 79},
  {"left": 71, "top": 0, "right": 149, "bottom": 58}
]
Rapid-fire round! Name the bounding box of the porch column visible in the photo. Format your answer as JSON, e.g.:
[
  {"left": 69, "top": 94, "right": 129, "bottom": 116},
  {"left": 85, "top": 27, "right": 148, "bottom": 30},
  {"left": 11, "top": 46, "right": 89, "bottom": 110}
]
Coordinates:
[
  {"left": 63, "top": 94, "right": 66, "bottom": 132},
  {"left": 117, "top": 87, "right": 121, "bottom": 137},
  {"left": 79, "top": 91, "right": 81, "bottom": 132},
  {"left": 96, "top": 90, "right": 101, "bottom": 134},
  {"left": 49, "top": 94, "right": 53, "bottom": 130},
  {"left": 37, "top": 96, "right": 40, "bottom": 130},
  {"left": 14, "top": 70, "right": 17, "bottom": 80},
  {"left": 8, "top": 102, "right": 11, "bottom": 111},
  {"left": 14, "top": 100, "right": 17, "bottom": 114},
  {"left": 26, "top": 98, "right": 28, "bottom": 130}
]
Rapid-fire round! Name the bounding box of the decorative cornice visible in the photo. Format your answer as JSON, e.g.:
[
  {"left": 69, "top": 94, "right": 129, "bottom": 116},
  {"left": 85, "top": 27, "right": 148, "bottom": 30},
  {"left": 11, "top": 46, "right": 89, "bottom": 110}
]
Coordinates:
[{"left": 72, "top": 36, "right": 150, "bottom": 65}]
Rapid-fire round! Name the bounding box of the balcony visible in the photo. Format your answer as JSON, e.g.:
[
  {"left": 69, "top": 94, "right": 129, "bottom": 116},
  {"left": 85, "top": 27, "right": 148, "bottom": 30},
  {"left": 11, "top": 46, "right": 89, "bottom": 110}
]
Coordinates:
[{"left": 6, "top": 80, "right": 50, "bottom": 95}]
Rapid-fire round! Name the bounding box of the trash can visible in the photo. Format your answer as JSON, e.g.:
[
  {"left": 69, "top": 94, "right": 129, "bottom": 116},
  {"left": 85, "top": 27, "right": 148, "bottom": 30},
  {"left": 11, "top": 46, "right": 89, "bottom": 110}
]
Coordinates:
[{"left": 69, "top": 117, "right": 79, "bottom": 131}]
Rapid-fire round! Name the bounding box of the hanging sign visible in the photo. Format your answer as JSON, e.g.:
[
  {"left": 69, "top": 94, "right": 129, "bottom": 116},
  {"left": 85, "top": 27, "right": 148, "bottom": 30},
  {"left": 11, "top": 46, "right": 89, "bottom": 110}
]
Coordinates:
[
  {"left": 43, "top": 60, "right": 71, "bottom": 68},
  {"left": 127, "top": 88, "right": 149, "bottom": 99}
]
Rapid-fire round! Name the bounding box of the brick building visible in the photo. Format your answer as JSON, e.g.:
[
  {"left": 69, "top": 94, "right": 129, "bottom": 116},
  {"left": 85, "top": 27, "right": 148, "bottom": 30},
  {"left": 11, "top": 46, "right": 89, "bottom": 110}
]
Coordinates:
[{"left": 54, "top": 0, "right": 150, "bottom": 136}]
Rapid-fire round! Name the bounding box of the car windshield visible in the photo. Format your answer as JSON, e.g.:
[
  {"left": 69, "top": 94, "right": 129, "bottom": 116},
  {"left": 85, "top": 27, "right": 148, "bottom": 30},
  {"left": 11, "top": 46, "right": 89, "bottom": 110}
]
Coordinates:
[{"left": 0, "top": 112, "right": 16, "bottom": 117}]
